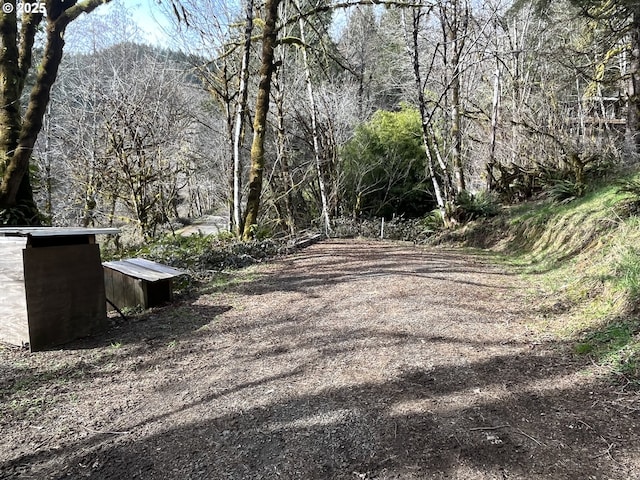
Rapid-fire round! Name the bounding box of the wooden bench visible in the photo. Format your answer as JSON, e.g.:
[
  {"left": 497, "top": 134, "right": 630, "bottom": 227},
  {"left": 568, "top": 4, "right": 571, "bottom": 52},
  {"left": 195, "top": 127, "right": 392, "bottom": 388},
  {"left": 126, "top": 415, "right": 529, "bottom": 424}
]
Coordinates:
[{"left": 103, "top": 258, "right": 186, "bottom": 310}]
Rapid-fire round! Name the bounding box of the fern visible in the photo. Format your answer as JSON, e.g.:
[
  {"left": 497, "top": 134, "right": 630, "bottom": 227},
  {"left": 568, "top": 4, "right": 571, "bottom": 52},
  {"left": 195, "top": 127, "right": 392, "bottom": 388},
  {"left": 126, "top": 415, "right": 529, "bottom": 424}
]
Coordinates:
[
  {"left": 547, "top": 180, "right": 585, "bottom": 204},
  {"left": 451, "top": 191, "right": 501, "bottom": 223}
]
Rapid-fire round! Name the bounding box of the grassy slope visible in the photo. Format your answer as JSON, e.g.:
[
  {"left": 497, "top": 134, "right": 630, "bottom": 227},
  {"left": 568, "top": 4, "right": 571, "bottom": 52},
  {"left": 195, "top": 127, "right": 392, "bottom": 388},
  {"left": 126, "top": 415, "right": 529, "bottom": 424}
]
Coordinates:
[{"left": 437, "top": 173, "right": 640, "bottom": 382}]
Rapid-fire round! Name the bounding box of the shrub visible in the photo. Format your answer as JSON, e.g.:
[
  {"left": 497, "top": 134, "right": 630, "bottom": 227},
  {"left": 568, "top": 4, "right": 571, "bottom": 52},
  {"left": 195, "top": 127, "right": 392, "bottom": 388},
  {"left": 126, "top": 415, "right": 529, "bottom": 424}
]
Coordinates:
[
  {"left": 547, "top": 179, "right": 585, "bottom": 204},
  {"left": 616, "top": 179, "right": 640, "bottom": 198},
  {"left": 341, "top": 105, "right": 435, "bottom": 218},
  {"left": 106, "top": 232, "right": 290, "bottom": 273},
  {"left": 331, "top": 216, "right": 437, "bottom": 243},
  {"left": 612, "top": 179, "right": 640, "bottom": 218}
]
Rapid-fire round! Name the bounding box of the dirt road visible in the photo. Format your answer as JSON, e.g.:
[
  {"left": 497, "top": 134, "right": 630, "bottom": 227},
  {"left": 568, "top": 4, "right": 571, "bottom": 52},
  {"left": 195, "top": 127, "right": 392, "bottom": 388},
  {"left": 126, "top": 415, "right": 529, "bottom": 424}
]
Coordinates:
[{"left": 1, "top": 239, "right": 639, "bottom": 479}]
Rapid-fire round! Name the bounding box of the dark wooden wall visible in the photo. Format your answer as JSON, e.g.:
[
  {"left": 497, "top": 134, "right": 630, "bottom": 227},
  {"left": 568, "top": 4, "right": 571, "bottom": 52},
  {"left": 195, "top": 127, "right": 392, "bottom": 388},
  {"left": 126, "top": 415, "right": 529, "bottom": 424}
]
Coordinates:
[
  {"left": 104, "top": 268, "right": 147, "bottom": 310},
  {"left": 104, "top": 267, "right": 173, "bottom": 310},
  {"left": 23, "top": 244, "right": 108, "bottom": 350}
]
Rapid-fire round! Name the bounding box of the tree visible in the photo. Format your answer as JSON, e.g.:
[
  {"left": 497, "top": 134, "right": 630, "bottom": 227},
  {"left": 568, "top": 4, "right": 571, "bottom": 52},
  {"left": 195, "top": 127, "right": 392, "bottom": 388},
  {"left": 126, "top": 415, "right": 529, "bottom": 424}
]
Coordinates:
[
  {"left": 337, "top": 5, "right": 378, "bottom": 117},
  {"left": 242, "top": 0, "right": 280, "bottom": 240},
  {"left": 232, "top": 0, "right": 255, "bottom": 236},
  {"left": 439, "top": 0, "right": 470, "bottom": 194},
  {"left": 574, "top": 1, "right": 640, "bottom": 155},
  {"left": 338, "top": 6, "right": 408, "bottom": 115},
  {"left": 163, "top": 0, "right": 267, "bottom": 236},
  {"left": 294, "top": 0, "right": 334, "bottom": 235},
  {"left": 32, "top": 25, "right": 212, "bottom": 235},
  {"left": 341, "top": 106, "right": 435, "bottom": 218},
  {"left": 0, "top": 0, "right": 113, "bottom": 225},
  {"left": 521, "top": 0, "right": 640, "bottom": 155},
  {"left": 100, "top": 53, "right": 200, "bottom": 238},
  {"left": 401, "top": 3, "right": 447, "bottom": 218}
]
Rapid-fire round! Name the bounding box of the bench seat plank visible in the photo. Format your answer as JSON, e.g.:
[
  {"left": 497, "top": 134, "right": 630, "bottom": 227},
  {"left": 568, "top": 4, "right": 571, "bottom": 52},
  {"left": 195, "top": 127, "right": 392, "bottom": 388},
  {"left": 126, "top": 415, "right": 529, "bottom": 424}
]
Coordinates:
[{"left": 103, "top": 259, "right": 185, "bottom": 282}]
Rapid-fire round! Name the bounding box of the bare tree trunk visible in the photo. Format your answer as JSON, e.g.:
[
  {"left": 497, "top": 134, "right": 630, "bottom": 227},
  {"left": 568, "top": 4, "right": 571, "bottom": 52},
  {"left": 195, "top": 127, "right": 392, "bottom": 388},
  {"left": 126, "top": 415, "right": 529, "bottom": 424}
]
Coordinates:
[
  {"left": 232, "top": 0, "right": 254, "bottom": 236},
  {"left": 242, "top": 0, "right": 280, "bottom": 240},
  {"left": 487, "top": 61, "right": 500, "bottom": 191},
  {"left": 402, "top": 7, "right": 446, "bottom": 217},
  {"left": 81, "top": 49, "right": 102, "bottom": 228},
  {"left": 221, "top": 62, "right": 235, "bottom": 231},
  {"left": 296, "top": 1, "right": 331, "bottom": 235},
  {"left": 273, "top": 69, "right": 297, "bottom": 236},
  {"left": 451, "top": 76, "right": 465, "bottom": 193},
  {"left": 445, "top": 0, "right": 467, "bottom": 194}
]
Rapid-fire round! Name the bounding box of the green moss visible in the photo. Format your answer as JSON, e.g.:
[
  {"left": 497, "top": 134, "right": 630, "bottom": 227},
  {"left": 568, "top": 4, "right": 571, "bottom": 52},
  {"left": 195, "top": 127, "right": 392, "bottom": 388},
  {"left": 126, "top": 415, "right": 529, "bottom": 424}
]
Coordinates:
[{"left": 574, "top": 343, "right": 594, "bottom": 354}]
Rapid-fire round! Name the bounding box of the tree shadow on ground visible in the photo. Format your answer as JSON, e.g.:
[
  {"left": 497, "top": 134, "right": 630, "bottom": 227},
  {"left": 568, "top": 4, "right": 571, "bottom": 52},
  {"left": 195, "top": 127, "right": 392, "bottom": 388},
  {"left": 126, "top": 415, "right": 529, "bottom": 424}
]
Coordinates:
[
  {"left": 0, "top": 303, "right": 232, "bottom": 411},
  {"left": 68, "top": 303, "right": 232, "bottom": 350},
  {"left": 3, "top": 239, "right": 637, "bottom": 479},
  {"left": 225, "top": 242, "right": 519, "bottom": 298},
  {"left": 3, "top": 345, "right": 636, "bottom": 479}
]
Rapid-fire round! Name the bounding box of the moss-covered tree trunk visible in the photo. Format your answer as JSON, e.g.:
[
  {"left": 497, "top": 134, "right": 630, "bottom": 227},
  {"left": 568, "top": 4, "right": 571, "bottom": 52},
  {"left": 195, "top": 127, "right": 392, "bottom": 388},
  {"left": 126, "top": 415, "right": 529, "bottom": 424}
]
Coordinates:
[
  {"left": 242, "top": 0, "right": 280, "bottom": 240},
  {"left": 0, "top": 0, "right": 111, "bottom": 224},
  {"left": 0, "top": 7, "right": 42, "bottom": 223}
]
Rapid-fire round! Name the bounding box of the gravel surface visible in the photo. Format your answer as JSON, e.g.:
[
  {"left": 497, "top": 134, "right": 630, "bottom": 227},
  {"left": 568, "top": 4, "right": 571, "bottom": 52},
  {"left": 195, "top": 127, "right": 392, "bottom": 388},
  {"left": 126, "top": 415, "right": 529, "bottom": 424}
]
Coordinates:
[{"left": 1, "top": 238, "right": 640, "bottom": 479}]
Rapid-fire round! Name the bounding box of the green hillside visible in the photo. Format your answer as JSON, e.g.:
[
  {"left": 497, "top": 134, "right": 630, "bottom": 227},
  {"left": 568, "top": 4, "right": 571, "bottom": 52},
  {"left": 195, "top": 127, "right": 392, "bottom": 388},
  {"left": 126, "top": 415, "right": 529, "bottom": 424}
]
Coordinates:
[{"left": 439, "top": 172, "right": 640, "bottom": 382}]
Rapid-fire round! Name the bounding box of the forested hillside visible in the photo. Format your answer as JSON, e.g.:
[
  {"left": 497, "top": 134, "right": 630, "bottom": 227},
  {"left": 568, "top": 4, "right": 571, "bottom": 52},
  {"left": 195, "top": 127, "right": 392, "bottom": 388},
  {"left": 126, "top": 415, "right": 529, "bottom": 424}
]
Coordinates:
[{"left": 1, "top": 0, "right": 639, "bottom": 242}]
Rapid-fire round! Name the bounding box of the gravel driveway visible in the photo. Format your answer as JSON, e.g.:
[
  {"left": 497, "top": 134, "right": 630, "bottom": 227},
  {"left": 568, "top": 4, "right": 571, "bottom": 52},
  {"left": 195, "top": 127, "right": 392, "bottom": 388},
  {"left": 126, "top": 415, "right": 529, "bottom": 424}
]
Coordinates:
[{"left": 1, "top": 239, "right": 639, "bottom": 479}]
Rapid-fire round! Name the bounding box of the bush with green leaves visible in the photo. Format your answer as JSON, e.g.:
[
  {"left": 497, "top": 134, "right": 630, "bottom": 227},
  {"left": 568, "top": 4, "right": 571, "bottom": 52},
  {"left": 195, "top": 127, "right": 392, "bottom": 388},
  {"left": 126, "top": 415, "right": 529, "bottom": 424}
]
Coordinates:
[
  {"left": 617, "top": 179, "right": 640, "bottom": 198},
  {"left": 341, "top": 105, "right": 435, "bottom": 219}
]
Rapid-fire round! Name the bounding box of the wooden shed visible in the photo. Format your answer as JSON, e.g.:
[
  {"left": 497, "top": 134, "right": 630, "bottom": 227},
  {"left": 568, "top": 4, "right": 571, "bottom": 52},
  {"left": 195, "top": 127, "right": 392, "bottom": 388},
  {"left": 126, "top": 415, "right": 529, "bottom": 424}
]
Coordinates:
[
  {"left": 0, "top": 227, "right": 119, "bottom": 351},
  {"left": 103, "top": 258, "right": 186, "bottom": 310}
]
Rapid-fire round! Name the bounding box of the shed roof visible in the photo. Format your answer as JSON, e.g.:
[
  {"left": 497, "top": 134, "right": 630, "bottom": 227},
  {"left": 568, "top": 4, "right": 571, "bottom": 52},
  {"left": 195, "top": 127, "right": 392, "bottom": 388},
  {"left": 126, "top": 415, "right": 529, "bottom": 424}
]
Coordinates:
[
  {"left": 103, "top": 258, "right": 186, "bottom": 282},
  {"left": 0, "top": 227, "right": 120, "bottom": 237}
]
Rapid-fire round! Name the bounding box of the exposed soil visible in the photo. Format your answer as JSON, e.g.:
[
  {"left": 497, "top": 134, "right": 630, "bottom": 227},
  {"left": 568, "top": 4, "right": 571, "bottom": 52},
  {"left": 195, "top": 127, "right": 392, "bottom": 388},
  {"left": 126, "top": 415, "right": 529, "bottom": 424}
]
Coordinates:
[{"left": 1, "top": 239, "right": 640, "bottom": 479}]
